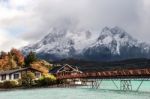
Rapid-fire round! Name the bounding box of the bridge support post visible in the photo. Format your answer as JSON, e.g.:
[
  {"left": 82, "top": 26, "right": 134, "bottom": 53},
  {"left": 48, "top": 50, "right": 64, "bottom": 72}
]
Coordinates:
[
  {"left": 112, "top": 80, "right": 119, "bottom": 89},
  {"left": 91, "top": 79, "right": 103, "bottom": 89},
  {"left": 120, "top": 80, "right": 132, "bottom": 91}
]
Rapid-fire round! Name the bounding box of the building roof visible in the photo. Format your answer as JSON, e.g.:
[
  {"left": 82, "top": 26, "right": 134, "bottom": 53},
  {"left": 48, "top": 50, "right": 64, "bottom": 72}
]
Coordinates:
[
  {"left": 50, "top": 64, "right": 82, "bottom": 74},
  {"left": 50, "top": 66, "right": 62, "bottom": 74},
  {"left": 0, "top": 67, "right": 43, "bottom": 75}
]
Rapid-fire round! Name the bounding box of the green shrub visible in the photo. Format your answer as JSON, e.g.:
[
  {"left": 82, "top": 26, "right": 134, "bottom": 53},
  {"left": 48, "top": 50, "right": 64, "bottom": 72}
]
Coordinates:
[
  {"left": 44, "top": 74, "right": 56, "bottom": 81},
  {"left": 3, "top": 80, "right": 18, "bottom": 88},
  {"left": 21, "top": 71, "right": 35, "bottom": 87},
  {"left": 18, "top": 79, "right": 22, "bottom": 86},
  {"left": 36, "top": 74, "right": 56, "bottom": 86}
]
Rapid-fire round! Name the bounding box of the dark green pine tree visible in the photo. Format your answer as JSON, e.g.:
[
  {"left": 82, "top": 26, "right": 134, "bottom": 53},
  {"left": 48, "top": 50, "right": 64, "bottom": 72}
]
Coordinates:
[{"left": 25, "top": 51, "right": 38, "bottom": 66}]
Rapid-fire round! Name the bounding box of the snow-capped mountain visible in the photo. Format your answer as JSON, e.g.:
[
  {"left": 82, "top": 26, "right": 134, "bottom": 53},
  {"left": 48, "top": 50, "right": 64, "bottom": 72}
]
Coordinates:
[
  {"left": 22, "top": 27, "right": 150, "bottom": 61},
  {"left": 83, "top": 27, "right": 150, "bottom": 61},
  {"left": 22, "top": 27, "right": 95, "bottom": 60}
]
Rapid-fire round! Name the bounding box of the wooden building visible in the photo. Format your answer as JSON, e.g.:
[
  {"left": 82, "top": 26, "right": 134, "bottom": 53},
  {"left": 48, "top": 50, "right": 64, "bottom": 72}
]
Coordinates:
[
  {"left": 0, "top": 67, "right": 47, "bottom": 82},
  {"left": 50, "top": 64, "right": 83, "bottom": 85}
]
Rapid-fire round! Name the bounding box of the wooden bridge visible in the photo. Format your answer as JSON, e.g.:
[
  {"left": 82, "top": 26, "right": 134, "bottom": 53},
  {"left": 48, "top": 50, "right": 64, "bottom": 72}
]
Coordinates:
[
  {"left": 55, "top": 67, "right": 150, "bottom": 91},
  {"left": 56, "top": 68, "right": 150, "bottom": 80}
]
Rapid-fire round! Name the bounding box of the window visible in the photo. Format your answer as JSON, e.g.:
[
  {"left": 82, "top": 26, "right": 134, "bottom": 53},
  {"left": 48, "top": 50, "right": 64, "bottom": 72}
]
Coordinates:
[
  {"left": 1, "top": 75, "right": 6, "bottom": 80},
  {"left": 35, "top": 72, "right": 41, "bottom": 78},
  {"left": 14, "top": 73, "right": 19, "bottom": 79}
]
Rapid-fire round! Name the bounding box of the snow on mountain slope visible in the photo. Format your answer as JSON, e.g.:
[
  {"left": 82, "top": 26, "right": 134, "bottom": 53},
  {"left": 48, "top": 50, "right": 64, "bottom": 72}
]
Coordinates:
[
  {"left": 22, "top": 26, "right": 150, "bottom": 61},
  {"left": 83, "top": 27, "right": 150, "bottom": 61},
  {"left": 22, "top": 27, "right": 95, "bottom": 59},
  {"left": 88, "top": 27, "right": 138, "bottom": 54}
]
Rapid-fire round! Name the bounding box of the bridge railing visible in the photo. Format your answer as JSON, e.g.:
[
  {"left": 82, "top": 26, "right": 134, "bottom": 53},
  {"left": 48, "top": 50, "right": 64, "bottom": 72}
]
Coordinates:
[{"left": 56, "top": 68, "right": 150, "bottom": 79}]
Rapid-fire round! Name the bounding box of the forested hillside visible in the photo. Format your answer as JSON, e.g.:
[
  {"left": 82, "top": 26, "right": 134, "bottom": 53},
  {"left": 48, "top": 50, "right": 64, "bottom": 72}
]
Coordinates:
[
  {"left": 52, "top": 58, "right": 150, "bottom": 72},
  {"left": 0, "top": 48, "right": 51, "bottom": 72}
]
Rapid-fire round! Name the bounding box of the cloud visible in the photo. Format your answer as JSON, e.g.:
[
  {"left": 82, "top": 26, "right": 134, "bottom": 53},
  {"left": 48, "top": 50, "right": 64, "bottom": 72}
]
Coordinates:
[
  {"left": 19, "top": 0, "right": 140, "bottom": 39},
  {"left": 0, "top": 29, "right": 27, "bottom": 51},
  {"left": 0, "top": 0, "right": 150, "bottom": 51}
]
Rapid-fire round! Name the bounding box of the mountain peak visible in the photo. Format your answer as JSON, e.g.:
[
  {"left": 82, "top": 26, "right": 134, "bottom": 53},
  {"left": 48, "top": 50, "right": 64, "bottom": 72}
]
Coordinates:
[
  {"left": 101, "top": 26, "right": 127, "bottom": 35},
  {"left": 101, "top": 27, "right": 110, "bottom": 32},
  {"left": 110, "top": 26, "right": 125, "bottom": 34},
  {"left": 22, "top": 26, "right": 150, "bottom": 61},
  {"left": 98, "top": 27, "right": 133, "bottom": 41}
]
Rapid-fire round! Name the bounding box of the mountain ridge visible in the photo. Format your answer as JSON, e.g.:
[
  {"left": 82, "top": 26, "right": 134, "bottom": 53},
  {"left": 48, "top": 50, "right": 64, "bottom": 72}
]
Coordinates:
[{"left": 22, "top": 26, "right": 150, "bottom": 61}]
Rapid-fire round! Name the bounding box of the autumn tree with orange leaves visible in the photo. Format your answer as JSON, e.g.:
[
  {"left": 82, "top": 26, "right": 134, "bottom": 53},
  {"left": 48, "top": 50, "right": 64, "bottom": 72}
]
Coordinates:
[
  {"left": 0, "top": 48, "right": 50, "bottom": 73},
  {"left": 10, "top": 48, "right": 24, "bottom": 66},
  {"left": 0, "top": 48, "right": 25, "bottom": 70}
]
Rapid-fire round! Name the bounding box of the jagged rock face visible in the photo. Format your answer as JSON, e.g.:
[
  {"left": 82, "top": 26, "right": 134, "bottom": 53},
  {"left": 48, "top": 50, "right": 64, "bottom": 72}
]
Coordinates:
[
  {"left": 82, "top": 27, "right": 150, "bottom": 61},
  {"left": 22, "top": 28, "right": 75, "bottom": 60},
  {"left": 22, "top": 27, "right": 150, "bottom": 61},
  {"left": 22, "top": 28, "right": 94, "bottom": 60}
]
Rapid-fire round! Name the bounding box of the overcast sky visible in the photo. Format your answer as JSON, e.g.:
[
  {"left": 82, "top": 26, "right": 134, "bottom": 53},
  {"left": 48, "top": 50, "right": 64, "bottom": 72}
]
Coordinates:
[{"left": 0, "top": 0, "right": 150, "bottom": 51}]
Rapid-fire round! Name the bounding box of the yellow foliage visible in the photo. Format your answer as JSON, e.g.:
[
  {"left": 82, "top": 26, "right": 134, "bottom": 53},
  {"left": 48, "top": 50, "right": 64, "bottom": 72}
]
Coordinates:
[
  {"left": 30, "top": 60, "right": 51, "bottom": 73},
  {"left": 43, "top": 74, "right": 56, "bottom": 80}
]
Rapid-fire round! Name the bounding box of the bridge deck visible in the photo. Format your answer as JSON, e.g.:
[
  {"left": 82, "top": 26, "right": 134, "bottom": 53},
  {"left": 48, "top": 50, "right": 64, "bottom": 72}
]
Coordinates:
[{"left": 56, "top": 68, "right": 150, "bottom": 80}]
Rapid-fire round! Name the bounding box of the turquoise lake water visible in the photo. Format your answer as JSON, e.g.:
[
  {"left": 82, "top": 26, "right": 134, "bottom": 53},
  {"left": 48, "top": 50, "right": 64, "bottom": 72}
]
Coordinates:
[{"left": 0, "top": 80, "right": 150, "bottom": 99}]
